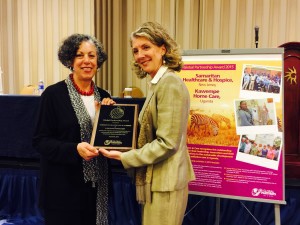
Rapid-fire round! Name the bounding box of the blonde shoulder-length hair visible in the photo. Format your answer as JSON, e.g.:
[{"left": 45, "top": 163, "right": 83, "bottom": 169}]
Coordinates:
[{"left": 130, "top": 21, "right": 183, "bottom": 79}]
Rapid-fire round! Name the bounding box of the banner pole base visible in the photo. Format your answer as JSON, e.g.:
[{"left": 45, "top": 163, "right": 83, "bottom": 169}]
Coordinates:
[
  {"left": 274, "top": 204, "right": 281, "bottom": 225},
  {"left": 215, "top": 197, "right": 220, "bottom": 225}
]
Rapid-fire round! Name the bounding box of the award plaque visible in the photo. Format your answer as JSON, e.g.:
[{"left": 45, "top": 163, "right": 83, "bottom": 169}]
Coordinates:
[{"left": 90, "top": 104, "right": 138, "bottom": 151}]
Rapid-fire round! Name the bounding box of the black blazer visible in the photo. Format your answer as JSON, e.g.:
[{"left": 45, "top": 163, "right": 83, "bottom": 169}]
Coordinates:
[{"left": 33, "top": 80, "right": 110, "bottom": 210}]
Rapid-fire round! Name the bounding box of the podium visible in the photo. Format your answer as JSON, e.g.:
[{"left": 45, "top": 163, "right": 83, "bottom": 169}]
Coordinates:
[{"left": 279, "top": 42, "right": 300, "bottom": 180}]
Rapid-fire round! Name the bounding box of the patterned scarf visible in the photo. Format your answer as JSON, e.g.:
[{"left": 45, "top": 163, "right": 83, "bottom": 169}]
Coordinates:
[
  {"left": 65, "top": 75, "right": 108, "bottom": 225},
  {"left": 135, "top": 104, "right": 154, "bottom": 204}
]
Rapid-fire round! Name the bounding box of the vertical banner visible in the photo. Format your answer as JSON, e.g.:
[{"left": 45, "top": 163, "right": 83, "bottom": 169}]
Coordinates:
[
  {"left": 0, "top": 67, "right": 3, "bottom": 94},
  {"left": 178, "top": 49, "right": 285, "bottom": 204}
]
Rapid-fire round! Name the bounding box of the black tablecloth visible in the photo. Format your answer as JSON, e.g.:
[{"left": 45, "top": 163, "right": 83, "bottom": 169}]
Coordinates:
[{"left": 0, "top": 95, "right": 40, "bottom": 159}]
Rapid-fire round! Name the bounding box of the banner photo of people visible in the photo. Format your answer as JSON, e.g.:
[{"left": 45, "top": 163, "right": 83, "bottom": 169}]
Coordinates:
[{"left": 178, "top": 49, "right": 285, "bottom": 204}]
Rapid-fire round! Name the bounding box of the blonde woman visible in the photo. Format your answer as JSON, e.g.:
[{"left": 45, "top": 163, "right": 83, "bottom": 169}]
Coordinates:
[{"left": 99, "top": 22, "right": 195, "bottom": 225}]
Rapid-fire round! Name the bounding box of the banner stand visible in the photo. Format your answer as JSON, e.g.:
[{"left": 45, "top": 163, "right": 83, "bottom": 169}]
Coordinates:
[
  {"left": 181, "top": 48, "right": 285, "bottom": 224},
  {"left": 239, "top": 200, "right": 281, "bottom": 225},
  {"left": 214, "top": 197, "right": 220, "bottom": 225},
  {"left": 0, "top": 67, "right": 3, "bottom": 94},
  {"left": 187, "top": 196, "right": 281, "bottom": 224},
  {"left": 181, "top": 48, "right": 285, "bottom": 222},
  {"left": 274, "top": 204, "right": 281, "bottom": 225}
]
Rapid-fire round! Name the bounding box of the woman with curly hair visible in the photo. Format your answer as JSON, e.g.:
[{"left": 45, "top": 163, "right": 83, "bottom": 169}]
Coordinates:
[
  {"left": 33, "top": 34, "right": 115, "bottom": 225},
  {"left": 99, "top": 22, "right": 195, "bottom": 225}
]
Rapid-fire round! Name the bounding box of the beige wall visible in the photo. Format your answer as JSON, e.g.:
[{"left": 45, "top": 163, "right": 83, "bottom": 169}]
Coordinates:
[
  {"left": 1, "top": 0, "right": 299, "bottom": 95},
  {"left": 95, "top": 0, "right": 300, "bottom": 97},
  {"left": 0, "top": 0, "right": 95, "bottom": 94}
]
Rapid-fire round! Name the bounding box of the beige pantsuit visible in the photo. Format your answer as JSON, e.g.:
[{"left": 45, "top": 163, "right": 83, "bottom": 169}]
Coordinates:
[
  {"left": 143, "top": 186, "right": 189, "bottom": 225},
  {"left": 121, "top": 68, "right": 195, "bottom": 225}
]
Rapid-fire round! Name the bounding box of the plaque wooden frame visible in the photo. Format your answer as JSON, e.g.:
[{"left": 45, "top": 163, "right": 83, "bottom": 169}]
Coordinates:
[{"left": 90, "top": 104, "right": 138, "bottom": 151}]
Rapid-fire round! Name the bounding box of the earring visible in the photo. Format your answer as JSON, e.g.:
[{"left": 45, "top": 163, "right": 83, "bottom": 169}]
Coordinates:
[{"left": 162, "top": 55, "right": 166, "bottom": 64}]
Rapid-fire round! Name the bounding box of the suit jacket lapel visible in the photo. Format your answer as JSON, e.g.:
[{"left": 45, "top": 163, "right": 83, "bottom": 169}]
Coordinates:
[
  {"left": 139, "top": 85, "right": 154, "bottom": 122},
  {"left": 139, "top": 68, "right": 169, "bottom": 122}
]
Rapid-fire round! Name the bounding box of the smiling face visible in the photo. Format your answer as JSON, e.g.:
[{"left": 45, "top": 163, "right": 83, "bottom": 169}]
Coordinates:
[
  {"left": 72, "top": 41, "right": 98, "bottom": 81},
  {"left": 131, "top": 36, "right": 166, "bottom": 78}
]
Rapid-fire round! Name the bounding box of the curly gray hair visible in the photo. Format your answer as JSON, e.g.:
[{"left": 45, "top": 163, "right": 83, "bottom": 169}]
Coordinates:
[
  {"left": 130, "top": 21, "right": 183, "bottom": 79},
  {"left": 58, "top": 33, "right": 107, "bottom": 70}
]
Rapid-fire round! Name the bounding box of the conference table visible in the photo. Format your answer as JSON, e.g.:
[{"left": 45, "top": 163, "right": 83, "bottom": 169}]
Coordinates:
[{"left": 0, "top": 95, "right": 299, "bottom": 225}]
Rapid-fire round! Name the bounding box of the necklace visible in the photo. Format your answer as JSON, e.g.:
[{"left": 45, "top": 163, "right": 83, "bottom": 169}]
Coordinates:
[{"left": 70, "top": 74, "right": 94, "bottom": 96}]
